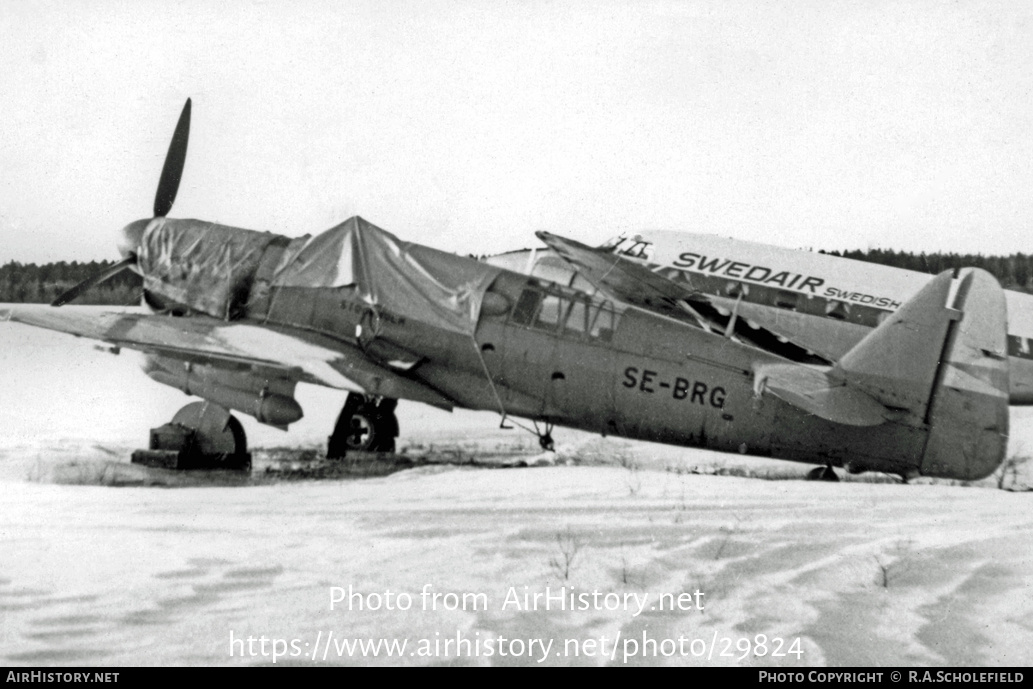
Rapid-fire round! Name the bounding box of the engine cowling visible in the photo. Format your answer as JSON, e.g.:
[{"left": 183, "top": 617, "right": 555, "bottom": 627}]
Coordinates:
[{"left": 136, "top": 217, "right": 285, "bottom": 320}]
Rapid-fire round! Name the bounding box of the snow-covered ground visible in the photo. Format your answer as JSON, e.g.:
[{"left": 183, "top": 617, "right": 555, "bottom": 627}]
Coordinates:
[{"left": 2, "top": 307, "right": 1032, "bottom": 666}]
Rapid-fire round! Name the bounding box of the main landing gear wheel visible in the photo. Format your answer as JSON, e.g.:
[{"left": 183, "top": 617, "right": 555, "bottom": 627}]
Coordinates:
[
  {"left": 131, "top": 401, "right": 251, "bottom": 471},
  {"left": 806, "top": 465, "right": 840, "bottom": 482},
  {"left": 327, "top": 394, "right": 399, "bottom": 459}
]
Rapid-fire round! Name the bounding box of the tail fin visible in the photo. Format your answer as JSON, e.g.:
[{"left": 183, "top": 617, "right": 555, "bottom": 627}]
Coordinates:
[
  {"left": 831, "top": 270, "right": 957, "bottom": 418},
  {"left": 831, "top": 268, "right": 1008, "bottom": 480}
]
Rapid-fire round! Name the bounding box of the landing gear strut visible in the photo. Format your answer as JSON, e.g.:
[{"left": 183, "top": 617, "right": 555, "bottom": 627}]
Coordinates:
[
  {"left": 327, "top": 394, "right": 399, "bottom": 458},
  {"left": 131, "top": 401, "right": 251, "bottom": 470},
  {"left": 535, "top": 419, "right": 555, "bottom": 452}
]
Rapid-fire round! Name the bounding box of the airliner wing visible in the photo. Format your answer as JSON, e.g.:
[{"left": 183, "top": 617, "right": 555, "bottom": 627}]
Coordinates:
[{"left": 708, "top": 295, "right": 870, "bottom": 361}]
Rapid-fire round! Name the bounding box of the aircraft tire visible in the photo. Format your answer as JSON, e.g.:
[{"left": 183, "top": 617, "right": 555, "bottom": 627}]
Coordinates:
[
  {"left": 343, "top": 407, "right": 396, "bottom": 453},
  {"left": 328, "top": 395, "right": 398, "bottom": 457},
  {"left": 346, "top": 408, "right": 379, "bottom": 452},
  {"left": 806, "top": 465, "right": 839, "bottom": 482}
]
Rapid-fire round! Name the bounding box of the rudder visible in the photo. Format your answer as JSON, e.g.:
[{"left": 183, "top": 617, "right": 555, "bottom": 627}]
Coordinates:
[{"left": 920, "top": 268, "right": 1009, "bottom": 480}]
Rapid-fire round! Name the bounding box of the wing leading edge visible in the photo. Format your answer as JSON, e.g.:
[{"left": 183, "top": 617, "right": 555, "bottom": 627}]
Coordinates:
[{"left": 0, "top": 306, "right": 454, "bottom": 410}]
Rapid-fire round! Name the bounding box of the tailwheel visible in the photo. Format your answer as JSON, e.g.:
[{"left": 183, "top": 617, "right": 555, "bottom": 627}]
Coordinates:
[
  {"left": 327, "top": 394, "right": 399, "bottom": 459},
  {"left": 806, "top": 464, "right": 840, "bottom": 482},
  {"left": 131, "top": 401, "right": 251, "bottom": 471}
]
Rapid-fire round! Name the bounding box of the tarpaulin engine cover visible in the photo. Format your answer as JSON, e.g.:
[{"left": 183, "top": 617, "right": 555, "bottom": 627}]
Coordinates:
[
  {"left": 139, "top": 215, "right": 501, "bottom": 335},
  {"left": 138, "top": 217, "right": 280, "bottom": 318}
]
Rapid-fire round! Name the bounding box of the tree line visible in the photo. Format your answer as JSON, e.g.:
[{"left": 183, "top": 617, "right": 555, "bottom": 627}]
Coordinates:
[
  {"left": 0, "top": 260, "right": 142, "bottom": 305},
  {"left": 3, "top": 248, "right": 1033, "bottom": 304},
  {"left": 819, "top": 248, "right": 1033, "bottom": 293}
]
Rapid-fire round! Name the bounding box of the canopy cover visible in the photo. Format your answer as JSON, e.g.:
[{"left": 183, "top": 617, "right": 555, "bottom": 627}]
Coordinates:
[{"left": 269, "top": 216, "right": 502, "bottom": 335}]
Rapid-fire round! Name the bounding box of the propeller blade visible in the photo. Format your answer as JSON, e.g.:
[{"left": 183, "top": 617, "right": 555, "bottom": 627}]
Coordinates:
[
  {"left": 50, "top": 257, "right": 136, "bottom": 307},
  {"left": 153, "top": 98, "right": 192, "bottom": 218}
]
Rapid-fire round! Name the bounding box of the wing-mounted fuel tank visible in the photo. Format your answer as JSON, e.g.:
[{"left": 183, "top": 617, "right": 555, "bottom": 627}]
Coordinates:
[
  {"left": 137, "top": 217, "right": 286, "bottom": 319},
  {"left": 142, "top": 354, "right": 303, "bottom": 428}
]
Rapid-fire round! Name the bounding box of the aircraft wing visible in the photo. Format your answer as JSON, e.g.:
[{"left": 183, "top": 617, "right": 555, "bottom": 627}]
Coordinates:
[
  {"left": 535, "top": 231, "right": 830, "bottom": 364},
  {"left": 0, "top": 306, "right": 454, "bottom": 410},
  {"left": 535, "top": 231, "right": 707, "bottom": 321}
]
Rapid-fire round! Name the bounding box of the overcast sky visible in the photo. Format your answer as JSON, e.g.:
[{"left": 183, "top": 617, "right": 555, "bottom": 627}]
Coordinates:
[{"left": 1, "top": 0, "right": 1031, "bottom": 264}]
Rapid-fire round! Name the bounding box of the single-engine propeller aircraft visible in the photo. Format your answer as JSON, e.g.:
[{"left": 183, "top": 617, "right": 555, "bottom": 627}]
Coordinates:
[
  {"left": 487, "top": 231, "right": 1033, "bottom": 405},
  {"left": 0, "top": 100, "right": 1011, "bottom": 481}
]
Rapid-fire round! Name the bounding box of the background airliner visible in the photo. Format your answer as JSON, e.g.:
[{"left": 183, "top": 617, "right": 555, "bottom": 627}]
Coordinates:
[{"left": 486, "top": 231, "right": 1033, "bottom": 405}]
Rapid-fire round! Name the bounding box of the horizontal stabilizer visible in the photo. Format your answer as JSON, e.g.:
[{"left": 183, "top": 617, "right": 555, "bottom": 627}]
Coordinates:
[{"left": 753, "top": 362, "right": 891, "bottom": 426}]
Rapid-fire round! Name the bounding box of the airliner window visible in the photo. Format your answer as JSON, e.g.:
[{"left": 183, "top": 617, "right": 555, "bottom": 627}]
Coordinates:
[
  {"left": 511, "top": 289, "right": 543, "bottom": 326},
  {"left": 825, "top": 299, "right": 849, "bottom": 320},
  {"left": 774, "top": 291, "right": 798, "bottom": 310}
]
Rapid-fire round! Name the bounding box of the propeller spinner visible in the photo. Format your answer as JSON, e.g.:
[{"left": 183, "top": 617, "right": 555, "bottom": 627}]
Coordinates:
[{"left": 51, "top": 98, "right": 192, "bottom": 307}]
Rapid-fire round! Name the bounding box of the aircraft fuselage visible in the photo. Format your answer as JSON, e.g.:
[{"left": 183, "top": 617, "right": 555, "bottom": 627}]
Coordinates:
[{"left": 131, "top": 217, "right": 1002, "bottom": 480}]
